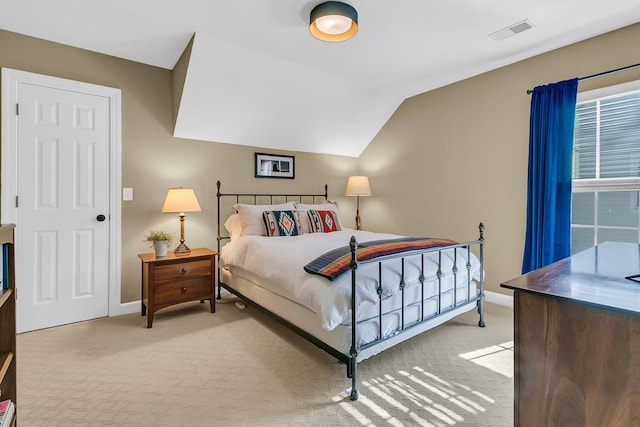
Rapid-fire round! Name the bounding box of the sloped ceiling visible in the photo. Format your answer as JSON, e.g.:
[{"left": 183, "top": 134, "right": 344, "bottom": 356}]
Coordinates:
[{"left": 2, "top": 0, "right": 640, "bottom": 156}]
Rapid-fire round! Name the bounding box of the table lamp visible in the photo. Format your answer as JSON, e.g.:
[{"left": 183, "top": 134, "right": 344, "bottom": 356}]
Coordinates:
[
  {"left": 161, "top": 187, "right": 201, "bottom": 255},
  {"left": 345, "top": 176, "right": 371, "bottom": 230}
]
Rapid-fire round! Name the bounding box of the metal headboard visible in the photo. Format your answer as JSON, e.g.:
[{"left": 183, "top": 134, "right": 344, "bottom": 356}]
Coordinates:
[{"left": 215, "top": 180, "right": 328, "bottom": 297}]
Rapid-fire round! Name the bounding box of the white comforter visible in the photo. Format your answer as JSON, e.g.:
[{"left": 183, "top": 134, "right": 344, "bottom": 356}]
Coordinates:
[{"left": 220, "top": 229, "right": 481, "bottom": 331}]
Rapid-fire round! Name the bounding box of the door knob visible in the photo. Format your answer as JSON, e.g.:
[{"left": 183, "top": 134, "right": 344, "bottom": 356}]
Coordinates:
[{"left": 96, "top": 214, "right": 106, "bottom": 222}]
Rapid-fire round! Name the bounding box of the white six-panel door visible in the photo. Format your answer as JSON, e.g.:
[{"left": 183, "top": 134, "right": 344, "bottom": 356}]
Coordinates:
[
  {"left": 2, "top": 68, "right": 122, "bottom": 333},
  {"left": 17, "top": 83, "right": 111, "bottom": 332}
]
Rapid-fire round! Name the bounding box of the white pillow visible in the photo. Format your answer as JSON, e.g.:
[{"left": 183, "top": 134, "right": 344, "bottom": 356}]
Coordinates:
[
  {"left": 296, "top": 201, "right": 340, "bottom": 234},
  {"left": 233, "top": 202, "right": 297, "bottom": 236},
  {"left": 223, "top": 214, "right": 243, "bottom": 239}
]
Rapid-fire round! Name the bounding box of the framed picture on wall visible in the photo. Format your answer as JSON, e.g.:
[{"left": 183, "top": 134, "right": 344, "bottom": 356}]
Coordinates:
[{"left": 255, "top": 152, "right": 295, "bottom": 179}]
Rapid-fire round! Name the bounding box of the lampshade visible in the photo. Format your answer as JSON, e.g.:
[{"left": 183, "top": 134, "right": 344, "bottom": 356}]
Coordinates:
[
  {"left": 161, "top": 188, "right": 201, "bottom": 213},
  {"left": 345, "top": 176, "right": 372, "bottom": 197},
  {"left": 310, "top": 1, "right": 358, "bottom": 42}
]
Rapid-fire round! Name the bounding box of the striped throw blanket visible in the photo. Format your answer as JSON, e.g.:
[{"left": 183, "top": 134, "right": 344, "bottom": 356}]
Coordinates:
[{"left": 304, "top": 237, "right": 458, "bottom": 281}]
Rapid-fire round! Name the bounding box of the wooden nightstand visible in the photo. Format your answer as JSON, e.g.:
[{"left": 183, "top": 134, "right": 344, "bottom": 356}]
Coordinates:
[{"left": 138, "top": 248, "right": 217, "bottom": 328}]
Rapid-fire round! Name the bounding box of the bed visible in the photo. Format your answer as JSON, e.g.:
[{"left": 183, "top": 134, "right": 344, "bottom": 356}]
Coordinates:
[{"left": 215, "top": 180, "right": 485, "bottom": 401}]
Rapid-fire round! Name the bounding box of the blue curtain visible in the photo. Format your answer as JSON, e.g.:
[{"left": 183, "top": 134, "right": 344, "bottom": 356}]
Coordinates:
[{"left": 522, "top": 78, "right": 579, "bottom": 274}]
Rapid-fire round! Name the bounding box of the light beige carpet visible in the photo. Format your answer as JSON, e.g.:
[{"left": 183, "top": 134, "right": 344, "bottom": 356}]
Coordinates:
[{"left": 17, "top": 299, "right": 513, "bottom": 426}]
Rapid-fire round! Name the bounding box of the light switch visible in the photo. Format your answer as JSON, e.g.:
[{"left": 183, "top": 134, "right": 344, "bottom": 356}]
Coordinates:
[{"left": 123, "top": 187, "right": 133, "bottom": 201}]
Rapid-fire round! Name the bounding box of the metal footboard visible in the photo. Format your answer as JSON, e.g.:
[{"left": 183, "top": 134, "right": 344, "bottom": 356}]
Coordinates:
[{"left": 347, "top": 223, "right": 485, "bottom": 400}]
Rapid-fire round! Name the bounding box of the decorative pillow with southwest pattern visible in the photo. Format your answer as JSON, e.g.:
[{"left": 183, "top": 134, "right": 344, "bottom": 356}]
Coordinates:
[
  {"left": 307, "top": 210, "right": 341, "bottom": 233},
  {"left": 262, "top": 210, "right": 302, "bottom": 237}
]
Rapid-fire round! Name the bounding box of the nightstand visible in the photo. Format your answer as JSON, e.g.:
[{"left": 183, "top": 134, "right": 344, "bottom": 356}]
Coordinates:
[{"left": 138, "top": 248, "right": 217, "bottom": 328}]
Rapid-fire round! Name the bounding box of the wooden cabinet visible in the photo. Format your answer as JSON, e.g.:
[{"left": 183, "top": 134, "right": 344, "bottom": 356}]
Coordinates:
[
  {"left": 502, "top": 242, "right": 640, "bottom": 426},
  {"left": 139, "top": 248, "right": 216, "bottom": 328},
  {"left": 0, "top": 224, "right": 16, "bottom": 426}
]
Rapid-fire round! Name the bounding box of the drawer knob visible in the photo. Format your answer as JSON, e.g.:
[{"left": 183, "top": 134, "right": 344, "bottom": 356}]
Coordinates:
[
  {"left": 181, "top": 268, "right": 187, "bottom": 274},
  {"left": 181, "top": 287, "right": 187, "bottom": 293}
]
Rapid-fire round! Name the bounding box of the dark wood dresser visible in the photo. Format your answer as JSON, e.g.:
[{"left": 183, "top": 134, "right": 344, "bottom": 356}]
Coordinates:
[{"left": 501, "top": 242, "right": 640, "bottom": 426}]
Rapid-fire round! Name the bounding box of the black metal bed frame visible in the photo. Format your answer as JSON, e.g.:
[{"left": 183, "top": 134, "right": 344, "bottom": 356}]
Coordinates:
[{"left": 215, "top": 180, "right": 485, "bottom": 401}]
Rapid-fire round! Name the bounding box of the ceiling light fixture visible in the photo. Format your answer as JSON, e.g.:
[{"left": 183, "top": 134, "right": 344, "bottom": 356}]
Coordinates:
[{"left": 310, "top": 1, "right": 358, "bottom": 42}]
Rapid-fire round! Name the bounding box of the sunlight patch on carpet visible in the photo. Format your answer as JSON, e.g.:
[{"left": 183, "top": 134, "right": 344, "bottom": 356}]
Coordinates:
[
  {"left": 458, "top": 341, "right": 513, "bottom": 378},
  {"left": 333, "top": 366, "right": 502, "bottom": 426}
]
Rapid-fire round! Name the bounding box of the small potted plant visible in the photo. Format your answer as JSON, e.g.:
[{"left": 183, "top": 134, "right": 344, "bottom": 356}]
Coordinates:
[{"left": 145, "top": 230, "right": 173, "bottom": 257}]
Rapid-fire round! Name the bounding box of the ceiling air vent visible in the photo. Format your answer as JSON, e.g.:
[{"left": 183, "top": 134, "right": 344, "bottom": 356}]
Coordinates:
[{"left": 489, "top": 19, "right": 534, "bottom": 41}]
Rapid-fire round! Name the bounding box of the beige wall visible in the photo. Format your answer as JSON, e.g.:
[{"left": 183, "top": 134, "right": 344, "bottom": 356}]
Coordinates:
[
  {"left": 0, "top": 29, "right": 358, "bottom": 303},
  {"left": 2, "top": 22, "right": 639, "bottom": 304},
  {"left": 358, "top": 22, "right": 640, "bottom": 294}
]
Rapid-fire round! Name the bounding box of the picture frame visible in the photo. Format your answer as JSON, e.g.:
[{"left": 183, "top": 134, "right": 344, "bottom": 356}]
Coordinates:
[{"left": 254, "top": 152, "right": 295, "bottom": 179}]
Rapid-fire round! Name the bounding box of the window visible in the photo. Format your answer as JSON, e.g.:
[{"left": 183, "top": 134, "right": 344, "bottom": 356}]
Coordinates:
[{"left": 571, "top": 80, "right": 640, "bottom": 253}]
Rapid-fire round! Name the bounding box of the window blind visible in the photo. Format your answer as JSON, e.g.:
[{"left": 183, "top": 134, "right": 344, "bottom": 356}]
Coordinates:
[{"left": 573, "top": 91, "right": 640, "bottom": 179}]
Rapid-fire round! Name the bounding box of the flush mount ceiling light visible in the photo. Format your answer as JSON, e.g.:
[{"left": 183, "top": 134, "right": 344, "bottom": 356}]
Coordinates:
[{"left": 309, "top": 1, "right": 358, "bottom": 42}]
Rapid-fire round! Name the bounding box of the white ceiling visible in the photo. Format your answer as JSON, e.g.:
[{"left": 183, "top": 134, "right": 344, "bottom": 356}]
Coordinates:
[{"left": 2, "top": 1, "right": 639, "bottom": 157}]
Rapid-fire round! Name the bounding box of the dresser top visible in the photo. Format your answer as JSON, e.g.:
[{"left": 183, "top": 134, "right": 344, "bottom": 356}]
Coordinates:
[{"left": 501, "top": 242, "right": 640, "bottom": 315}]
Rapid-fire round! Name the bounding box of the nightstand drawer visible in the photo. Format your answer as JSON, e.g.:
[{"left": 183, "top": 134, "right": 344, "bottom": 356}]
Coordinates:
[
  {"left": 154, "top": 278, "right": 212, "bottom": 306},
  {"left": 154, "top": 259, "right": 211, "bottom": 282}
]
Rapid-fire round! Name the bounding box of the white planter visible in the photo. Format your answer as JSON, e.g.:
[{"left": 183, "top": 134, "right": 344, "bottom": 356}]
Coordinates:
[{"left": 154, "top": 241, "right": 169, "bottom": 257}]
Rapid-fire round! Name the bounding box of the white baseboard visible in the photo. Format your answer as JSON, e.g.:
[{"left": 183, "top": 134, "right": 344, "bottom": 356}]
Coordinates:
[
  {"left": 119, "top": 300, "right": 141, "bottom": 315},
  {"left": 485, "top": 290, "right": 513, "bottom": 308}
]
